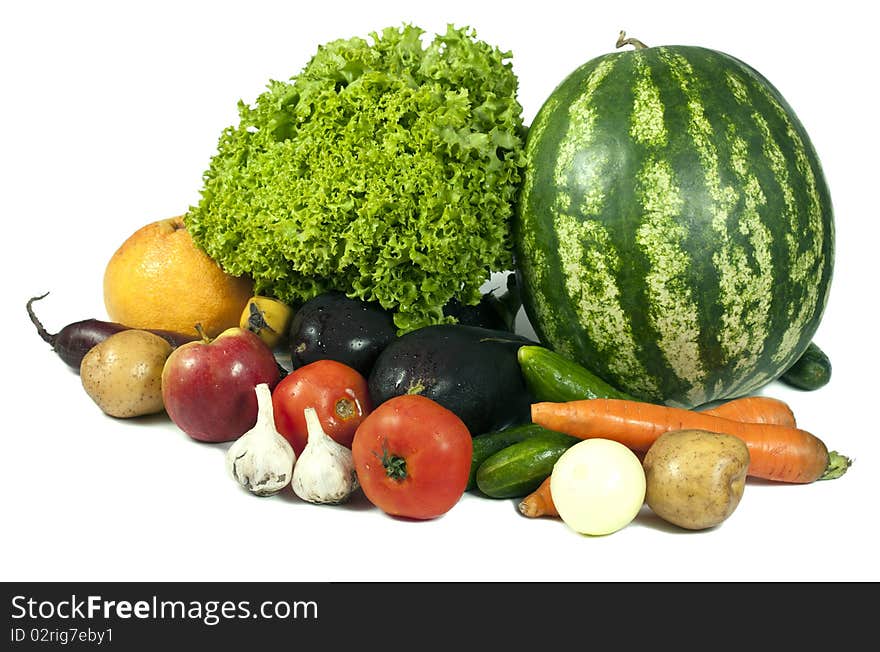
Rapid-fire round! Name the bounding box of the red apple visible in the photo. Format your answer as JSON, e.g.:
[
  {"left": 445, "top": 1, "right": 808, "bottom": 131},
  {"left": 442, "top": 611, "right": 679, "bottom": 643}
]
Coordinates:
[{"left": 161, "top": 326, "right": 280, "bottom": 442}]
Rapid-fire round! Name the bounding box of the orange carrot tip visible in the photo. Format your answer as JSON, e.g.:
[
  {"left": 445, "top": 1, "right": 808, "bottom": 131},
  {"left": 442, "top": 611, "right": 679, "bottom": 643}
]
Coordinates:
[
  {"left": 518, "top": 476, "right": 557, "bottom": 518},
  {"left": 517, "top": 496, "right": 544, "bottom": 518}
]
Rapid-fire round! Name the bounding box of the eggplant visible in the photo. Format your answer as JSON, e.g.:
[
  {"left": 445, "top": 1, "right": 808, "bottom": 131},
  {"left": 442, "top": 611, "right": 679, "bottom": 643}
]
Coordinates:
[
  {"left": 368, "top": 324, "right": 538, "bottom": 436},
  {"left": 442, "top": 272, "right": 522, "bottom": 332},
  {"left": 288, "top": 291, "right": 398, "bottom": 377},
  {"left": 27, "top": 292, "right": 196, "bottom": 371},
  {"left": 289, "top": 275, "right": 522, "bottom": 377}
]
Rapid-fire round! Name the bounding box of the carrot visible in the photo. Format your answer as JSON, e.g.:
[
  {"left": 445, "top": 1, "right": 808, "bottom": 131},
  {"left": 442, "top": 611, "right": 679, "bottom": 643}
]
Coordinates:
[
  {"left": 518, "top": 476, "right": 558, "bottom": 518},
  {"left": 531, "top": 398, "right": 851, "bottom": 484},
  {"left": 700, "top": 396, "right": 796, "bottom": 427}
]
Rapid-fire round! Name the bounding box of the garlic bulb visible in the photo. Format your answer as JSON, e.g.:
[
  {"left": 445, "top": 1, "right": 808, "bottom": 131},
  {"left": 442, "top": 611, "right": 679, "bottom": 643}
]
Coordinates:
[
  {"left": 225, "top": 383, "right": 295, "bottom": 496},
  {"left": 291, "top": 407, "right": 359, "bottom": 504}
]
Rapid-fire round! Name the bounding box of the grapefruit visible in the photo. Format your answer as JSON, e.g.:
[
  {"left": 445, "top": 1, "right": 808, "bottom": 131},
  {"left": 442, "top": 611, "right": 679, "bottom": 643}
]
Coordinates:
[{"left": 103, "top": 216, "right": 253, "bottom": 338}]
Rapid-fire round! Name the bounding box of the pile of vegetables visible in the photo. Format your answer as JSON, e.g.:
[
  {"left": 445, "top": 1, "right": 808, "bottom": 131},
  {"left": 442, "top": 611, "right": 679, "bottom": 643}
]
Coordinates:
[
  {"left": 29, "top": 25, "right": 854, "bottom": 539},
  {"left": 185, "top": 24, "right": 527, "bottom": 333},
  {"left": 475, "top": 346, "right": 848, "bottom": 533}
]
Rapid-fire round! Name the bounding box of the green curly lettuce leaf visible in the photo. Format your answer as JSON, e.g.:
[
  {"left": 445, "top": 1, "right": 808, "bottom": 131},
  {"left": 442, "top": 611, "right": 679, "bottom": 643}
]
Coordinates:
[{"left": 185, "top": 24, "right": 526, "bottom": 332}]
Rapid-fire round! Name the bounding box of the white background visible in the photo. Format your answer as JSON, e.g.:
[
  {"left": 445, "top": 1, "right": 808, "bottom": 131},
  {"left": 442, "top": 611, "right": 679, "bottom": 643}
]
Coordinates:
[{"left": 2, "top": 0, "right": 878, "bottom": 582}]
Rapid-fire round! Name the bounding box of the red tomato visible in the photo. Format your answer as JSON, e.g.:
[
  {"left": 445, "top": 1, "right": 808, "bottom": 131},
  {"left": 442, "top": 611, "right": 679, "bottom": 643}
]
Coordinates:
[
  {"left": 352, "top": 394, "right": 472, "bottom": 520},
  {"left": 271, "top": 360, "right": 372, "bottom": 457}
]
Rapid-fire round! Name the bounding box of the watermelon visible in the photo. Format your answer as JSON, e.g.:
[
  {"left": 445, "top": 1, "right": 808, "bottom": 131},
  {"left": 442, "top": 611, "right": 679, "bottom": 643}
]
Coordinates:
[{"left": 514, "top": 39, "right": 834, "bottom": 408}]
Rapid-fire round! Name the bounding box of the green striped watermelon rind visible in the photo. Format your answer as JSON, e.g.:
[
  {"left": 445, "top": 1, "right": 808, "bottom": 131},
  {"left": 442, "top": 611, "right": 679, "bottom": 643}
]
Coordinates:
[{"left": 514, "top": 43, "right": 834, "bottom": 408}]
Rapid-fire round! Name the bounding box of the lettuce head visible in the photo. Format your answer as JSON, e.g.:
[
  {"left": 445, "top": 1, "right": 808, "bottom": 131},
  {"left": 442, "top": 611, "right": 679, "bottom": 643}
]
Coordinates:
[{"left": 185, "top": 24, "right": 527, "bottom": 332}]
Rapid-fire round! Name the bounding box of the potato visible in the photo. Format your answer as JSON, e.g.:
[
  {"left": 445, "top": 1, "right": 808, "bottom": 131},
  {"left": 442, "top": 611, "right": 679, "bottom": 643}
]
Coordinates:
[
  {"left": 80, "top": 330, "right": 173, "bottom": 418},
  {"left": 643, "top": 429, "right": 749, "bottom": 530}
]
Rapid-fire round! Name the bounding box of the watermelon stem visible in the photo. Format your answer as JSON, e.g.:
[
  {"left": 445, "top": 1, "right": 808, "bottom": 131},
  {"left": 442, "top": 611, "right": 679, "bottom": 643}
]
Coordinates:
[{"left": 616, "top": 30, "right": 649, "bottom": 50}]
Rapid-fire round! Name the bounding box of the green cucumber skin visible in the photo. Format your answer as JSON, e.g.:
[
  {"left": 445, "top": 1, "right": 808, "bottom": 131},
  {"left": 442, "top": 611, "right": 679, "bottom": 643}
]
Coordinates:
[
  {"left": 467, "top": 424, "right": 559, "bottom": 491},
  {"left": 475, "top": 432, "right": 579, "bottom": 499},
  {"left": 518, "top": 345, "right": 634, "bottom": 403},
  {"left": 779, "top": 342, "right": 831, "bottom": 390}
]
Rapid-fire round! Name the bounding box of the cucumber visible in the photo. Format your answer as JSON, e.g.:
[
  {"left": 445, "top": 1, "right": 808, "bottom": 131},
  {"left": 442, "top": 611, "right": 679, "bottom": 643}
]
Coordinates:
[
  {"left": 779, "top": 342, "right": 832, "bottom": 391},
  {"left": 467, "top": 424, "right": 558, "bottom": 491},
  {"left": 475, "top": 431, "right": 579, "bottom": 498},
  {"left": 517, "top": 345, "right": 634, "bottom": 403}
]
